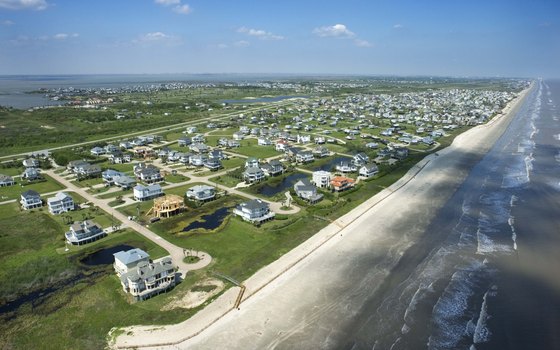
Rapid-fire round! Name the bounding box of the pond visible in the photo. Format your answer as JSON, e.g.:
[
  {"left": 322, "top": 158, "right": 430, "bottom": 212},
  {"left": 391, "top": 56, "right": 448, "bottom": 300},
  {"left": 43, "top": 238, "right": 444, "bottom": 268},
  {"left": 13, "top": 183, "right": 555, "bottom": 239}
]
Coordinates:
[
  {"left": 183, "top": 207, "right": 231, "bottom": 232},
  {"left": 311, "top": 156, "right": 352, "bottom": 172},
  {"left": 256, "top": 172, "right": 308, "bottom": 197},
  {"left": 221, "top": 95, "right": 308, "bottom": 104},
  {"left": 80, "top": 244, "right": 135, "bottom": 266}
]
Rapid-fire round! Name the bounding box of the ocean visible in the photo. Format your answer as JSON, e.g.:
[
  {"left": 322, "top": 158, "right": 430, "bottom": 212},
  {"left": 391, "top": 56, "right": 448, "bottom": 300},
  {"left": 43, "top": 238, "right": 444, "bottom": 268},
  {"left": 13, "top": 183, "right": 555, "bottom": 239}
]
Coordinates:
[{"left": 330, "top": 79, "right": 560, "bottom": 349}]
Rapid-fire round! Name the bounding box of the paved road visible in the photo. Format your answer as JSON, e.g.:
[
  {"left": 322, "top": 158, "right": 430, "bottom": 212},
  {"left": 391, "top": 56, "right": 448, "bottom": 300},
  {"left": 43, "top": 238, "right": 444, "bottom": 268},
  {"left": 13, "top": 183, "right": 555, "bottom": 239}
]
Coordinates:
[{"left": 44, "top": 169, "right": 212, "bottom": 275}]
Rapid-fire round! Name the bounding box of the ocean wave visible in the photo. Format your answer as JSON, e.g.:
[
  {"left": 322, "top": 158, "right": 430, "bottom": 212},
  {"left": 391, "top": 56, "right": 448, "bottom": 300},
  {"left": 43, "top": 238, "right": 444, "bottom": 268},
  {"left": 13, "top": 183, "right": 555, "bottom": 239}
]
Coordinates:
[{"left": 472, "top": 290, "right": 493, "bottom": 344}]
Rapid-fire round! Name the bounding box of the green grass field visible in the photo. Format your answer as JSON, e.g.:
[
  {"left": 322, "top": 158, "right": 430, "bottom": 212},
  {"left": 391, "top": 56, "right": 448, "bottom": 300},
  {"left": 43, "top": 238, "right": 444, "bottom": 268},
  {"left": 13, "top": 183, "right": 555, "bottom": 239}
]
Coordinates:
[{"left": 0, "top": 174, "right": 65, "bottom": 201}]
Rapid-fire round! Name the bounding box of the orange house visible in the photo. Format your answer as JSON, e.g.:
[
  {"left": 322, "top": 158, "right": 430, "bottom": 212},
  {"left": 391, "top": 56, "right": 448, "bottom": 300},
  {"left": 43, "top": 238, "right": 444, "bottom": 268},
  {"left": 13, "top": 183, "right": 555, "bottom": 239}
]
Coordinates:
[{"left": 330, "top": 176, "right": 355, "bottom": 192}]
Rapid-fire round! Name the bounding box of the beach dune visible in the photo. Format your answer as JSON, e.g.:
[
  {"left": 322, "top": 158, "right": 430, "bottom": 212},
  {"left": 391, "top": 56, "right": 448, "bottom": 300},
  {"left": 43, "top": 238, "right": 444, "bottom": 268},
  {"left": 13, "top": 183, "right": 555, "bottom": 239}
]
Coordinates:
[{"left": 110, "top": 86, "right": 532, "bottom": 350}]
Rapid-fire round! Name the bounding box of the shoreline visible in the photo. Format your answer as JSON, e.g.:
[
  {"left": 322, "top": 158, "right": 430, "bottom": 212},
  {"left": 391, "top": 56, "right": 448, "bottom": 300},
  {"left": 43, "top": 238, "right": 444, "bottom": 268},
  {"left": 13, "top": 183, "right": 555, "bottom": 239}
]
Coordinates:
[{"left": 110, "top": 84, "right": 534, "bottom": 350}]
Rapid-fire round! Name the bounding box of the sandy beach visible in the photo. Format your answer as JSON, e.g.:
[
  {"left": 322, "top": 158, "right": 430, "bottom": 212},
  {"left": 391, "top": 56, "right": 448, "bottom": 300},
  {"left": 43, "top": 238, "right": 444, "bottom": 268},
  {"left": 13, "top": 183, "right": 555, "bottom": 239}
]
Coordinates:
[{"left": 110, "top": 85, "right": 532, "bottom": 350}]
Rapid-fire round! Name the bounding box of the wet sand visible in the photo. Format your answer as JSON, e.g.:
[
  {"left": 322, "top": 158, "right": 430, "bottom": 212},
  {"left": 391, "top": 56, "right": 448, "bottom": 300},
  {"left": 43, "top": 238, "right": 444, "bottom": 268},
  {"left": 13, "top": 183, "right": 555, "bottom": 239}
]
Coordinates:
[{"left": 110, "top": 86, "right": 532, "bottom": 350}]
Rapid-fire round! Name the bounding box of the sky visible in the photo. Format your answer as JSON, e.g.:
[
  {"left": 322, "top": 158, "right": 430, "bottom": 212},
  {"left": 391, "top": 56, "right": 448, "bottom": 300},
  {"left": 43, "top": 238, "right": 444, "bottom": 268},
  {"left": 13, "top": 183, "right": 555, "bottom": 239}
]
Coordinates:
[{"left": 0, "top": 0, "right": 558, "bottom": 77}]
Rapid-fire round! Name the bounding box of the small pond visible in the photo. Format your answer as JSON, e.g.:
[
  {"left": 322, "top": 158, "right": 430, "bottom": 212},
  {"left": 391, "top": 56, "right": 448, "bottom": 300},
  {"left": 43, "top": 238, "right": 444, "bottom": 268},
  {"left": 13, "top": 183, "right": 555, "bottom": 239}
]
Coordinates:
[
  {"left": 256, "top": 172, "right": 308, "bottom": 197},
  {"left": 80, "top": 244, "right": 135, "bottom": 266},
  {"left": 183, "top": 207, "right": 231, "bottom": 232},
  {"left": 312, "top": 156, "right": 352, "bottom": 171}
]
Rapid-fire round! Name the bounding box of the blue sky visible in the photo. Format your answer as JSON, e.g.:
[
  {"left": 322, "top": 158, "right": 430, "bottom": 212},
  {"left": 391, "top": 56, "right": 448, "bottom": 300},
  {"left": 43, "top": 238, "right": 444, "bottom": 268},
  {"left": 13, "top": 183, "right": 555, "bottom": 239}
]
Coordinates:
[{"left": 0, "top": 0, "right": 558, "bottom": 77}]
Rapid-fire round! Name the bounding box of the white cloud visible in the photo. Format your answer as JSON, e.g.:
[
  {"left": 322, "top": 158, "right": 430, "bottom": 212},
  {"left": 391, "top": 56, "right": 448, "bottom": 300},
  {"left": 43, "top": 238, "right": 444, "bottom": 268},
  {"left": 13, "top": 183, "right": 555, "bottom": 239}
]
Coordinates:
[
  {"left": 173, "top": 4, "right": 191, "bottom": 15},
  {"left": 133, "top": 32, "right": 182, "bottom": 46},
  {"left": 217, "top": 43, "right": 228, "bottom": 49},
  {"left": 393, "top": 24, "right": 403, "bottom": 29},
  {"left": 154, "top": 0, "right": 180, "bottom": 5},
  {"left": 354, "top": 39, "right": 372, "bottom": 47},
  {"left": 237, "top": 26, "right": 284, "bottom": 40},
  {"left": 52, "top": 33, "right": 79, "bottom": 40},
  {"left": 1, "top": 19, "right": 14, "bottom": 25},
  {"left": 233, "top": 40, "right": 250, "bottom": 48},
  {"left": 0, "top": 0, "right": 48, "bottom": 10},
  {"left": 312, "top": 24, "right": 355, "bottom": 38}
]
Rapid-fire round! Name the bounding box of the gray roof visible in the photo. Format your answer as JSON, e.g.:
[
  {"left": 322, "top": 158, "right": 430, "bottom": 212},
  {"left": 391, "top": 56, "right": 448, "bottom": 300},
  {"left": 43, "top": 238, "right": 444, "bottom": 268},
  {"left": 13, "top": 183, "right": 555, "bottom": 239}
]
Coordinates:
[
  {"left": 241, "top": 199, "right": 269, "bottom": 211},
  {"left": 121, "top": 257, "right": 174, "bottom": 283},
  {"left": 21, "top": 189, "right": 40, "bottom": 198},
  {"left": 114, "top": 248, "right": 149, "bottom": 265}
]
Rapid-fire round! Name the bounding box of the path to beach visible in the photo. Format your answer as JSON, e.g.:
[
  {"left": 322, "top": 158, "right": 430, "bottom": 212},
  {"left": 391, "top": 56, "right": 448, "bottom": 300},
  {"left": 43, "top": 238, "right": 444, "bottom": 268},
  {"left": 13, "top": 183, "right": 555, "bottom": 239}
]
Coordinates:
[{"left": 110, "top": 86, "right": 532, "bottom": 350}]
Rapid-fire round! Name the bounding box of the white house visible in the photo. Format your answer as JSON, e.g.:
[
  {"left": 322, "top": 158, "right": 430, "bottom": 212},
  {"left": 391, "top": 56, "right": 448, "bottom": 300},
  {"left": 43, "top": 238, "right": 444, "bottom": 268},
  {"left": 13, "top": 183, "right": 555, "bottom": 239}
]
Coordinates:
[
  {"left": 119, "top": 257, "right": 176, "bottom": 301},
  {"left": 244, "top": 167, "right": 265, "bottom": 183},
  {"left": 47, "top": 192, "right": 75, "bottom": 215},
  {"left": 245, "top": 157, "right": 260, "bottom": 168},
  {"left": 233, "top": 199, "right": 275, "bottom": 224},
  {"left": 359, "top": 163, "right": 379, "bottom": 178},
  {"left": 293, "top": 179, "right": 323, "bottom": 204},
  {"left": 0, "top": 174, "right": 14, "bottom": 187},
  {"left": 257, "top": 137, "right": 272, "bottom": 146},
  {"left": 186, "top": 185, "right": 216, "bottom": 201},
  {"left": 260, "top": 160, "right": 284, "bottom": 177},
  {"left": 65, "top": 220, "right": 106, "bottom": 246},
  {"left": 90, "top": 146, "right": 106, "bottom": 156},
  {"left": 113, "top": 248, "right": 150, "bottom": 276},
  {"left": 295, "top": 151, "right": 315, "bottom": 164},
  {"left": 22, "top": 158, "right": 39, "bottom": 168},
  {"left": 312, "top": 171, "right": 332, "bottom": 188},
  {"left": 133, "top": 163, "right": 163, "bottom": 183},
  {"left": 133, "top": 184, "right": 163, "bottom": 201},
  {"left": 20, "top": 190, "right": 42, "bottom": 210},
  {"left": 275, "top": 139, "right": 289, "bottom": 151},
  {"left": 336, "top": 161, "right": 357, "bottom": 173}
]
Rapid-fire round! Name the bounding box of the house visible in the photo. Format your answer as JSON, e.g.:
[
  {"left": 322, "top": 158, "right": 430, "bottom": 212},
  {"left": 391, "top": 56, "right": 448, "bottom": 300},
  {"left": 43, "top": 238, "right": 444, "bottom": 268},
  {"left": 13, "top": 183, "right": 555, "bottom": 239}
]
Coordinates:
[
  {"left": 90, "top": 146, "right": 106, "bottom": 156},
  {"left": 22, "top": 167, "right": 41, "bottom": 180},
  {"left": 359, "top": 163, "right": 379, "bottom": 178},
  {"left": 312, "top": 171, "right": 332, "bottom": 188},
  {"left": 191, "top": 134, "right": 205, "bottom": 143},
  {"left": 312, "top": 146, "right": 330, "bottom": 158},
  {"left": 186, "top": 126, "right": 198, "bottom": 134},
  {"left": 148, "top": 195, "right": 185, "bottom": 218},
  {"left": 296, "top": 151, "right": 315, "bottom": 164},
  {"left": 104, "top": 144, "right": 119, "bottom": 153},
  {"left": 22, "top": 158, "right": 40, "bottom": 168},
  {"left": 244, "top": 166, "right": 265, "bottom": 183},
  {"left": 232, "top": 131, "right": 244, "bottom": 141},
  {"left": 261, "top": 159, "right": 284, "bottom": 177},
  {"left": 336, "top": 161, "right": 357, "bottom": 173},
  {"left": 178, "top": 152, "right": 192, "bottom": 164},
  {"left": 233, "top": 199, "right": 275, "bottom": 224},
  {"left": 133, "top": 184, "right": 163, "bottom": 201},
  {"left": 314, "top": 136, "right": 326, "bottom": 144},
  {"left": 47, "top": 191, "right": 75, "bottom": 215},
  {"left": 20, "top": 190, "right": 42, "bottom": 210},
  {"left": 114, "top": 175, "right": 137, "bottom": 189},
  {"left": 119, "top": 257, "right": 176, "bottom": 301},
  {"left": 0, "top": 174, "right": 15, "bottom": 187},
  {"left": 209, "top": 149, "right": 227, "bottom": 160},
  {"left": 186, "top": 185, "right": 216, "bottom": 201},
  {"left": 113, "top": 248, "right": 150, "bottom": 277},
  {"left": 204, "top": 157, "right": 222, "bottom": 171},
  {"left": 293, "top": 178, "right": 323, "bottom": 204},
  {"left": 65, "top": 220, "right": 106, "bottom": 246},
  {"left": 353, "top": 152, "right": 370, "bottom": 166},
  {"left": 189, "top": 143, "right": 209, "bottom": 154},
  {"left": 177, "top": 136, "right": 192, "bottom": 147},
  {"left": 245, "top": 157, "right": 260, "bottom": 168},
  {"left": 330, "top": 176, "right": 355, "bottom": 192},
  {"left": 393, "top": 147, "right": 409, "bottom": 160},
  {"left": 365, "top": 142, "right": 379, "bottom": 149},
  {"left": 75, "top": 163, "right": 102, "bottom": 179},
  {"left": 189, "top": 154, "right": 208, "bottom": 167},
  {"left": 102, "top": 169, "right": 125, "bottom": 185},
  {"left": 133, "top": 163, "right": 163, "bottom": 183},
  {"left": 67, "top": 160, "right": 89, "bottom": 173},
  {"left": 297, "top": 134, "right": 311, "bottom": 144},
  {"left": 257, "top": 137, "right": 272, "bottom": 146},
  {"left": 275, "top": 139, "right": 289, "bottom": 151},
  {"left": 119, "top": 141, "right": 133, "bottom": 149}
]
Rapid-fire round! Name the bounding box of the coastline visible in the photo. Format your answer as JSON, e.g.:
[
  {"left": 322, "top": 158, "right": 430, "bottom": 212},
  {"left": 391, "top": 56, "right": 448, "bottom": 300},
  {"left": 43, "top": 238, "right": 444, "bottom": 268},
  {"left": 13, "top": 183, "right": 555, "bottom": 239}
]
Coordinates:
[{"left": 110, "top": 84, "right": 533, "bottom": 350}]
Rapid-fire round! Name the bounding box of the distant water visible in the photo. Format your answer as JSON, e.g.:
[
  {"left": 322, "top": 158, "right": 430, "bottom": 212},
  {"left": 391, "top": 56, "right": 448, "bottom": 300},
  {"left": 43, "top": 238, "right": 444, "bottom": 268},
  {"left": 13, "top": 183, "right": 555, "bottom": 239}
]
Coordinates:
[
  {"left": 332, "top": 80, "right": 560, "bottom": 349},
  {"left": 0, "top": 74, "right": 305, "bottom": 109}
]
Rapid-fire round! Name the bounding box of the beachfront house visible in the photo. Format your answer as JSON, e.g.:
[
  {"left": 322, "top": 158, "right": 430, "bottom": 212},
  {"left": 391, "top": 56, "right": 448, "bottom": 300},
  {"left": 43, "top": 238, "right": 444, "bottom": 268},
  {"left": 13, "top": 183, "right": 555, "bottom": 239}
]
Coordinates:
[
  {"left": 295, "top": 151, "right": 315, "bottom": 164},
  {"left": 233, "top": 199, "right": 275, "bottom": 224},
  {"left": 186, "top": 185, "right": 216, "bottom": 201},
  {"left": 47, "top": 192, "right": 75, "bottom": 215},
  {"left": 113, "top": 248, "right": 150, "bottom": 277},
  {"left": 293, "top": 179, "right": 323, "bottom": 204},
  {"left": 330, "top": 176, "right": 355, "bottom": 192},
  {"left": 133, "top": 184, "right": 163, "bottom": 201},
  {"left": 243, "top": 166, "right": 265, "bottom": 183},
  {"left": 359, "top": 163, "right": 379, "bottom": 178},
  {"left": 0, "top": 174, "right": 15, "bottom": 187},
  {"left": 118, "top": 257, "right": 176, "bottom": 301},
  {"left": 65, "top": 220, "right": 106, "bottom": 246},
  {"left": 20, "top": 190, "right": 42, "bottom": 210},
  {"left": 312, "top": 171, "right": 332, "bottom": 188}
]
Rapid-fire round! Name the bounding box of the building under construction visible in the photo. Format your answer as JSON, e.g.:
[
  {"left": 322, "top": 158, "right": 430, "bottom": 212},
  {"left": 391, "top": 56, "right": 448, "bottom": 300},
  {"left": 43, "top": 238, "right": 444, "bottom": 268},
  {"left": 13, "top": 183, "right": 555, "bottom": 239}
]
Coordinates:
[{"left": 147, "top": 194, "right": 185, "bottom": 218}]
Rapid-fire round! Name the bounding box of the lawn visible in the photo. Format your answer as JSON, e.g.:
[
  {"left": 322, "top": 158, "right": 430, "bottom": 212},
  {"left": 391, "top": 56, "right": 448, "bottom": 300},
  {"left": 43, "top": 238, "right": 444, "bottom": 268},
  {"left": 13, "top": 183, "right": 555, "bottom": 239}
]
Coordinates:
[
  {"left": 0, "top": 174, "right": 65, "bottom": 201},
  {"left": 163, "top": 173, "right": 190, "bottom": 184},
  {"left": 227, "top": 139, "right": 280, "bottom": 159}
]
